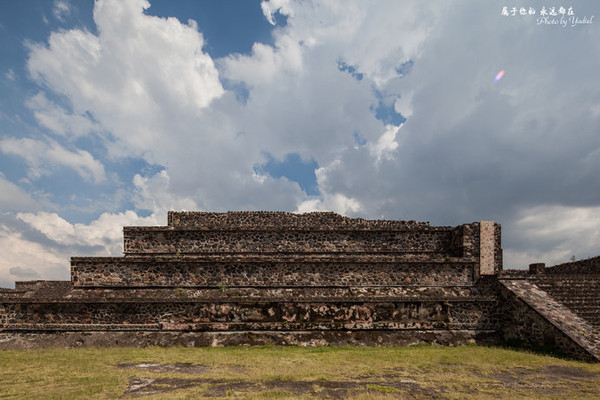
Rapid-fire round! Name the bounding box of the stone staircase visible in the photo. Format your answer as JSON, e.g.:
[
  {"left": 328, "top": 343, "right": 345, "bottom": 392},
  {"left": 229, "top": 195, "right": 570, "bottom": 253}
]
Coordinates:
[
  {"left": 0, "top": 212, "right": 504, "bottom": 349},
  {"left": 3, "top": 211, "right": 599, "bottom": 362},
  {"left": 498, "top": 279, "right": 600, "bottom": 362},
  {"left": 526, "top": 257, "right": 600, "bottom": 331},
  {"left": 529, "top": 275, "right": 600, "bottom": 329}
]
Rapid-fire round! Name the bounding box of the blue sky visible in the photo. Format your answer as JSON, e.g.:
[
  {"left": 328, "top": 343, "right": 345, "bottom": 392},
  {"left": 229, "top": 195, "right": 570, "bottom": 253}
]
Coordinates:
[{"left": 0, "top": 0, "right": 599, "bottom": 287}]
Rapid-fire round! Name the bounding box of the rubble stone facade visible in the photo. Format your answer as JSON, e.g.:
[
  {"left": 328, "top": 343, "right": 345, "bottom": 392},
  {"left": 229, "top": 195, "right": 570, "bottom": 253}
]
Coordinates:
[{"left": 0, "top": 211, "right": 598, "bottom": 361}]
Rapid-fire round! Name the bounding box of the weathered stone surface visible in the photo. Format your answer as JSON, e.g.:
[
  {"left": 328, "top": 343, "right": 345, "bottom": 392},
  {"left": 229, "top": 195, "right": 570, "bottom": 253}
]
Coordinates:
[
  {"left": 123, "top": 228, "right": 456, "bottom": 255},
  {"left": 1, "top": 298, "right": 502, "bottom": 331},
  {"left": 166, "top": 211, "right": 431, "bottom": 230},
  {"left": 479, "top": 221, "right": 495, "bottom": 275},
  {"left": 0, "top": 329, "right": 501, "bottom": 350},
  {"left": 539, "top": 256, "right": 600, "bottom": 275},
  {"left": 498, "top": 279, "right": 600, "bottom": 362},
  {"left": 0, "top": 211, "right": 597, "bottom": 363},
  {"left": 71, "top": 258, "right": 475, "bottom": 287}
]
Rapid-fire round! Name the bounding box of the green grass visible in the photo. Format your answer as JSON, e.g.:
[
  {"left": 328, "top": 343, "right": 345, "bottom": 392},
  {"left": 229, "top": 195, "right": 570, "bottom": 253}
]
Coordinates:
[{"left": 0, "top": 345, "right": 598, "bottom": 399}]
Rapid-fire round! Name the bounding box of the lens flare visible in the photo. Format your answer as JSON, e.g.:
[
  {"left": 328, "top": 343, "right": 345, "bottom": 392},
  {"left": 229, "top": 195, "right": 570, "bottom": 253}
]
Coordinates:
[{"left": 494, "top": 70, "right": 505, "bottom": 82}]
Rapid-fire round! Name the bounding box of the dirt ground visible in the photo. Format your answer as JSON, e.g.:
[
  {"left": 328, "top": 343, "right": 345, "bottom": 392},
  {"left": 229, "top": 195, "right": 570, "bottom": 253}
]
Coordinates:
[{"left": 116, "top": 362, "right": 600, "bottom": 398}]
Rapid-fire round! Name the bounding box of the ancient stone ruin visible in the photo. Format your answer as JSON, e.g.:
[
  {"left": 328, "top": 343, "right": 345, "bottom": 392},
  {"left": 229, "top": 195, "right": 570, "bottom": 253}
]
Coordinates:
[{"left": 0, "top": 211, "right": 598, "bottom": 361}]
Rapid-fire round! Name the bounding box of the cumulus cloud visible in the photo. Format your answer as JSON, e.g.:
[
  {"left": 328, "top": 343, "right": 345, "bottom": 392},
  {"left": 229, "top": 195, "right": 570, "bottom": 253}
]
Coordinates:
[
  {"left": 24, "top": 0, "right": 362, "bottom": 214},
  {"left": 0, "top": 137, "right": 106, "bottom": 183},
  {"left": 132, "top": 170, "right": 198, "bottom": 215},
  {"left": 369, "top": 124, "right": 401, "bottom": 162},
  {"left": 275, "top": 1, "right": 600, "bottom": 230},
  {"left": 25, "top": 92, "right": 100, "bottom": 138},
  {"left": 503, "top": 205, "right": 600, "bottom": 268},
  {"left": 1, "top": 0, "right": 599, "bottom": 287},
  {"left": 0, "top": 210, "right": 161, "bottom": 284},
  {"left": 0, "top": 215, "right": 70, "bottom": 284},
  {"left": 261, "top": 0, "right": 293, "bottom": 26},
  {"left": 296, "top": 193, "right": 362, "bottom": 215},
  {"left": 27, "top": 0, "right": 224, "bottom": 157},
  {"left": 16, "top": 210, "right": 159, "bottom": 255}
]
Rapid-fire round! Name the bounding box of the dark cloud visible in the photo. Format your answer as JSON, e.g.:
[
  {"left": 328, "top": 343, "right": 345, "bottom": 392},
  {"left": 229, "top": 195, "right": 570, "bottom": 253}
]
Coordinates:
[{"left": 9, "top": 266, "right": 40, "bottom": 278}]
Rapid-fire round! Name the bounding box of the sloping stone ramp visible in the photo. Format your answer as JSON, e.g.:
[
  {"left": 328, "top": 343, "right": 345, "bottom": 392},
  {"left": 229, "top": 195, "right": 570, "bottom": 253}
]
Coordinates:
[{"left": 499, "top": 279, "right": 600, "bottom": 362}]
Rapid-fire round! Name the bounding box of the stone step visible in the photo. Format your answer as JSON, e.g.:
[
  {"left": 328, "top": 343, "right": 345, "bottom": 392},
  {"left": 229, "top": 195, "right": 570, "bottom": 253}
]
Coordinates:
[
  {"left": 70, "top": 258, "right": 477, "bottom": 287},
  {"left": 572, "top": 308, "right": 600, "bottom": 315},
  {"left": 559, "top": 299, "right": 600, "bottom": 304},
  {"left": 1, "top": 284, "right": 500, "bottom": 302},
  {"left": 533, "top": 281, "right": 600, "bottom": 287},
  {"left": 1, "top": 300, "right": 502, "bottom": 330},
  {"left": 499, "top": 280, "right": 600, "bottom": 362},
  {"left": 0, "top": 295, "right": 499, "bottom": 304},
  {"left": 547, "top": 298, "right": 600, "bottom": 305},
  {"left": 0, "top": 329, "right": 503, "bottom": 349},
  {"left": 0, "top": 323, "right": 161, "bottom": 331},
  {"left": 535, "top": 290, "right": 599, "bottom": 295},
  {"left": 575, "top": 316, "right": 600, "bottom": 324},
  {"left": 123, "top": 228, "right": 457, "bottom": 255},
  {"left": 546, "top": 299, "right": 600, "bottom": 305},
  {"left": 533, "top": 277, "right": 600, "bottom": 282},
  {"left": 534, "top": 284, "right": 600, "bottom": 290},
  {"left": 534, "top": 289, "right": 600, "bottom": 295},
  {"left": 548, "top": 295, "right": 600, "bottom": 301},
  {"left": 536, "top": 287, "right": 600, "bottom": 292},
  {"left": 0, "top": 321, "right": 499, "bottom": 332},
  {"left": 571, "top": 307, "right": 600, "bottom": 314}
]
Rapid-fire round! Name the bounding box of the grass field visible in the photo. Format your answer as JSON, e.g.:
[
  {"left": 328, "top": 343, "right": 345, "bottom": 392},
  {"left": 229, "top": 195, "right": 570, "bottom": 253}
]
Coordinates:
[{"left": 1, "top": 344, "right": 599, "bottom": 399}]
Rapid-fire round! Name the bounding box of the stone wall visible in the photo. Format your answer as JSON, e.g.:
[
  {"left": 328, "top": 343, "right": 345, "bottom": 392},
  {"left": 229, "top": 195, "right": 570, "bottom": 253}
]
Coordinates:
[
  {"left": 123, "top": 229, "right": 457, "bottom": 255},
  {"left": 124, "top": 212, "right": 495, "bottom": 259},
  {"left": 455, "top": 222, "right": 480, "bottom": 258},
  {"left": 167, "top": 211, "right": 431, "bottom": 230},
  {"left": 2, "top": 280, "right": 503, "bottom": 334},
  {"left": 71, "top": 257, "right": 476, "bottom": 287},
  {"left": 498, "top": 280, "right": 600, "bottom": 362},
  {"left": 1, "top": 299, "right": 502, "bottom": 331},
  {"left": 539, "top": 256, "right": 600, "bottom": 275},
  {"left": 0, "top": 212, "right": 516, "bottom": 353},
  {"left": 0, "top": 330, "right": 502, "bottom": 349}
]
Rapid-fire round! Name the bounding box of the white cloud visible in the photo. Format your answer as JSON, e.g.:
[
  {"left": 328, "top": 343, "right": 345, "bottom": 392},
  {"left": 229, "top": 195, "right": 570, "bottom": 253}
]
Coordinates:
[
  {"left": 4, "top": 68, "right": 16, "bottom": 81},
  {"left": 132, "top": 170, "right": 198, "bottom": 215},
  {"left": 261, "top": 0, "right": 293, "bottom": 25},
  {"left": 0, "top": 173, "right": 40, "bottom": 212},
  {"left": 17, "top": 210, "right": 159, "bottom": 255},
  {"left": 258, "top": 0, "right": 443, "bottom": 86},
  {"left": 369, "top": 124, "right": 401, "bottom": 162},
  {"left": 0, "top": 219, "right": 68, "bottom": 284},
  {"left": 27, "top": 0, "right": 224, "bottom": 156},
  {"left": 394, "top": 92, "right": 413, "bottom": 118},
  {"left": 0, "top": 137, "right": 106, "bottom": 183},
  {"left": 295, "top": 193, "right": 362, "bottom": 215},
  {"left": 294, "top": 158, "right": 363, "bottom": 215},
  {"left": 53, "top": 0, "right": 71, "bottom": 22},
  {"left": 222, "top": 35, "right": 304, "bottom": 87},
  {"left": 6, "top": 0, "right": 599, "bottom": 282},
  {"left": 0, "top": 210, "right": 161, "bottom": 285},
  {"left": 25, "top": 92, "right": 100, "bottom": 137}
]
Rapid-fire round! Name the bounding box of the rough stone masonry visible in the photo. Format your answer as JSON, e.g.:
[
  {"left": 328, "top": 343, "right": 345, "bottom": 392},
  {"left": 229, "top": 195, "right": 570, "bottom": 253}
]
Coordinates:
[{"left": 0, "top": 211, "right": 598, "bottom": 361}]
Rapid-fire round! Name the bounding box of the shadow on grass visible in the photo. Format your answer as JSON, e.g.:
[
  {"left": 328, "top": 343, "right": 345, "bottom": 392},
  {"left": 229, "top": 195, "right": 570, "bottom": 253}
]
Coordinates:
[{"left": 494, "top": 339, "right": 586, "bottom": 362}]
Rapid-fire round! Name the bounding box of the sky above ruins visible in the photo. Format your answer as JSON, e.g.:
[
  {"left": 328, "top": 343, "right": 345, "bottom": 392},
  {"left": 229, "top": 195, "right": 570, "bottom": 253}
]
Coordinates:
[{"left": 0, "top": 0, "right": 599, "bottom": 287}]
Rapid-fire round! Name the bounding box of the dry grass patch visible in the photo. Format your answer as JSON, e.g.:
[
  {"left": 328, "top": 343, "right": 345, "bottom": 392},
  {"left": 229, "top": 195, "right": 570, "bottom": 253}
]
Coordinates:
[{"left": 0, "top": 345, "right": 599, "bottom": 399}]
